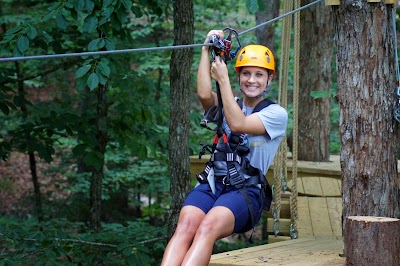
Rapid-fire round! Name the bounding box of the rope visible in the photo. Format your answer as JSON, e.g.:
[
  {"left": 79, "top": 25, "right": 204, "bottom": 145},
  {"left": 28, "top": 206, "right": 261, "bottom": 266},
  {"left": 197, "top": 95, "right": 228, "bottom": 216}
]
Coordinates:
[
  {"left": 0, "top": 0, "right": 324, "bottom": 63},
  {"left": 290, "top": 0, "right": 301, "bottom": 240},
  {"left": 273, "top": 0, "right": 293, "bottom": 237}
]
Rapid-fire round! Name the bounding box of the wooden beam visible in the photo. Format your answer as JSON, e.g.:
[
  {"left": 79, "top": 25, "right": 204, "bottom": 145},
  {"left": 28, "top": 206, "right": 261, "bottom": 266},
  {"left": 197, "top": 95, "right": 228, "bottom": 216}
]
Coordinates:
[
  {"left": 325, "top": 0, "right": 340, "bottom": 5},
  {"left": 368, "top": 0, "right": 395, "bottom": 3},
  {"left": 385, "top": 0, "right": 395, "bottom": 4}
]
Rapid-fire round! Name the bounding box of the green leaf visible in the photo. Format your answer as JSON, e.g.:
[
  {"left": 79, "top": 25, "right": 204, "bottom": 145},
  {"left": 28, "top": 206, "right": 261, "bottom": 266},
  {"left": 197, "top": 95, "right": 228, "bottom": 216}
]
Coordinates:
[
  {"left": 104, "top": 0, "right": 114, "bottom": 7},
  {"left": 311, "top": 90, "right": 331, "bottom": 99},
  {"left": 56, "top": 13, "right": 69, "bottom": 30},
  {"left": 122, "top": 247, "right": 132, "bottom": 256},
  {"left": 17, "top": 36, "right": 29, "bottom": 53},
  {"left": 74, "top": 0, "right": 85, "bottom": 12},
  {"left": 83, "top": 151, "right": 103, "bottom": 170},
  {"left": 13, "top": 95, "right": 32, "bottom": 107},
  {"left": 85, "top": 0, "right": 95, "bottom": 13},
  {"left": 121, "top": 0, "right": 132, "bottom": 10},
  {"left": 27, "top": 26, "right": 37, "bottom": 39},
  {"left": 43, "top": 10, "right": 56, "bottom": 21},
  {"left": 87, "top": 73, "right": 99, "bottom": 91},
  {"left": 75, "top": 65, "right": 91, "bottom": 78},
  {"left": 246, "top": 0, "right": 259, "bottom": 14},
  {"left": 84, "top": 15, "right": 98, "bottom": 33},
  {"left": 257, "top": 0, "right": 266, "bottom": 11},
  {"left": 117, "top": 241, "right": 130, "bottom": 251},
  {"left": 12, "top": 46, "right": 23, "bottom": 57},
  {"left": 130, "top": 143, "right": 147, "bottom": 160},
  {"left": 73, "top": 144, "right": 88, "bottom": 157},
  {"left": 98, "top": 61, "right": 110, "bottom": 77},
  {"left": 88, "top": 39, "right": 100, "bottom": 51},
  {"left": 95, "top": 68, "right": 108, "bottom": 85},
  {"left": 105, "top": 39, "right": 115, "bottom": 51}
]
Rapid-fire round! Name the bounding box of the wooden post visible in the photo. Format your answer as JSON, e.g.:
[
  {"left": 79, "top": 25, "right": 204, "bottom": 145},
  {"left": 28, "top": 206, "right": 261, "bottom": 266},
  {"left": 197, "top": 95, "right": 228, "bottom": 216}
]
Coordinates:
[
  {"left": 325, "top": 0, "right": 340, "bottom": 5},
  {"left": 345, "top": 216, "right": 400, "bottom": 266}
]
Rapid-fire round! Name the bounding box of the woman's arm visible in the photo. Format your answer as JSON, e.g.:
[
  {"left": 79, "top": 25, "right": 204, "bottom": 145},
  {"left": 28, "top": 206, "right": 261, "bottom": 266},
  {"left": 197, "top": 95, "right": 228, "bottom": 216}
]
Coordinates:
[
  {"left": 197, "top": 30, "right": 223, "bottom": 112},
  {"left": 211, "top": 57, "right": 266, "bottom": 135}
]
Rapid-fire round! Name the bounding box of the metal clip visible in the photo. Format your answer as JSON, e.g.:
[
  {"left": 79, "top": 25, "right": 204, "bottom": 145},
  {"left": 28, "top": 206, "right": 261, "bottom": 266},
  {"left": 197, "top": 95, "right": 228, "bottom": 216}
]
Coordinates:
[
  {"left": 290, "top": 224, "right": 298, "bottom": 239},
  {"left": 281, "top": 175, "right": 287, "bottom": 192}
]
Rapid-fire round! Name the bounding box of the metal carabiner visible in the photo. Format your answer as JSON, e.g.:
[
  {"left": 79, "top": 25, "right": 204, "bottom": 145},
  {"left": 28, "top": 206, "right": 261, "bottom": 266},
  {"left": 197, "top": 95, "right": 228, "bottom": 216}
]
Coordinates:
[
  {"left": 222, "top": 27, "right": 241, "bottom": 62},
  {"left": 208, "top": 27, "right": 241, "bottom": 63}
]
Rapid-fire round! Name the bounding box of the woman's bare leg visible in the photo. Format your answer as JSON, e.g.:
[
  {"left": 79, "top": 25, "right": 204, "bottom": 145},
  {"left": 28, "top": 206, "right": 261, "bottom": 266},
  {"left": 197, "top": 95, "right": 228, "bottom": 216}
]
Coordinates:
[
  {"left": 161, "top": 206, "right": 205, "bottom": 266},
  {"left": 182, "top": 206, "right": 235, "bottom": 266}
]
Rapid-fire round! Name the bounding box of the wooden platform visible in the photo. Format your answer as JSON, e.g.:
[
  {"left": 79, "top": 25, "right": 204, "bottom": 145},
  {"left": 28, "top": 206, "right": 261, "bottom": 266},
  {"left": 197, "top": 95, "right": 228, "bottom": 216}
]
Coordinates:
[
  {"left": 210, "top": 237, "right": 346, "bottom": 266},
  {"left": 189, "top": 155, "right": 398, "bottom": 265}
]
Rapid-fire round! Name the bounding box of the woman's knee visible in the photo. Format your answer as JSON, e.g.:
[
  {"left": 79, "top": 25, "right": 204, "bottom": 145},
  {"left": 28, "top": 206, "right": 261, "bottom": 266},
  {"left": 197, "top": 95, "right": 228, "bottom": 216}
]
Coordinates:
[
  {"left": 196, "top": 208, "right": 235, "bottom": 238},
  {"left": 175, "top": 207, "right": 205, "bottom": 236}
]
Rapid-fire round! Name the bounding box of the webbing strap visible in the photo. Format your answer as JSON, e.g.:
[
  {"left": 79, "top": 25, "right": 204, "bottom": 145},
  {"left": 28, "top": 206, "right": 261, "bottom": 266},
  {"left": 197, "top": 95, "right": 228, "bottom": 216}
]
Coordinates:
[{"left": 196, "top": 161, "right": 213, "bottom": 184}]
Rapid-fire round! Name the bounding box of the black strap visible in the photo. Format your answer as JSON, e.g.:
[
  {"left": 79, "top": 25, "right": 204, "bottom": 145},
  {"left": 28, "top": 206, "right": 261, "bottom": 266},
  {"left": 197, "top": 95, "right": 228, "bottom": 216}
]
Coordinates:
[{"left": 237, "top": 98, "right": 275, "bottom": 113}]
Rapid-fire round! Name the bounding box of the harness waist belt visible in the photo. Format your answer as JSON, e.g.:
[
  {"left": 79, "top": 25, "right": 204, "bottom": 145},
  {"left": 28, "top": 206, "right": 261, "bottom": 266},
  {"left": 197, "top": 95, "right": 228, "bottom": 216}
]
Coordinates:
[{"left": 215, "top": 175, "right": 260, "bottom": 187}]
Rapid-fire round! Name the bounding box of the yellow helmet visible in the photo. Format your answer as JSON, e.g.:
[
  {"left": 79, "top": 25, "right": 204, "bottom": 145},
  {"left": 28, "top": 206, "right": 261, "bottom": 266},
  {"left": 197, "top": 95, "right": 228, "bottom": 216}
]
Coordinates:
[{"left": 235, "top": 45, "right": 275, "bottom": 73}]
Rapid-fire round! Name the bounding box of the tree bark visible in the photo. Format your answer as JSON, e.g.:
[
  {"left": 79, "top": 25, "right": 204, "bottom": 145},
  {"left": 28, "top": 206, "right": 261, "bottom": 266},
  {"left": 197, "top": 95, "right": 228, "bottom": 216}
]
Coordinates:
[
  {"left": 89, "top": 83, "right": 109, "bottom": 231},
  {"left": 255, "top": 1, "right": 279, "bottom": 51},
  {"left": 345, "top": 216, "right": 400, "bottom": 266},
  {"left": 332, "top": 0, "right": 399, "bottom": 250},
  {"left": 167, "top": 0, "right": 194, "bottom": 240},
  {"left": 298, "top": 0, "right": 332, "bottom": 162}
]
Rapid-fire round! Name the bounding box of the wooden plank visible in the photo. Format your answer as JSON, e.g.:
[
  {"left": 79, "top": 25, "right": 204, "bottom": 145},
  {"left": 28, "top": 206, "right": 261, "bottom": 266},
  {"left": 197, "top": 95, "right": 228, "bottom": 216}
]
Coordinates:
[
  {"left": 243, "top": 238, "right": 344, "bottom": 265},
  {"left": 301, "top": 176, "right": 324, "bottom": 196},
  {"left": 308, "top": 197, "right": 334, "bottom": 237},
  {"left": 210, "top": 238, "right": 313, "bottom": 264},
  {"left": 297, "top": 197, "right": 314, "bottom": 237},
  {"left": 320, "top": 177, "right": 341, "bottom": 197},
  {"left": 266, "top": 218, "right": 291, "bottom": 236},
  {"left": 325, "top": 0, "right": 340, "bottom": 5},
  {"left": 210, "top": 237, "right": 346, "bottom": 265},
  {"left": 326, "top": 197, "right": 343, "bottom": 237}
]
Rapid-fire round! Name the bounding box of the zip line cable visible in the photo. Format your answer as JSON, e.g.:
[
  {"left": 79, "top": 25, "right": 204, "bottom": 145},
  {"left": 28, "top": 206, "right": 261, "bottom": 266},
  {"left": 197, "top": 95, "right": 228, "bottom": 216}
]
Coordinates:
[
  {"left": 0, "top": 0, "right": 323, "bottom": 63},
  {"left": 0, "top": 43, "right": 213, "bottom": 63}
]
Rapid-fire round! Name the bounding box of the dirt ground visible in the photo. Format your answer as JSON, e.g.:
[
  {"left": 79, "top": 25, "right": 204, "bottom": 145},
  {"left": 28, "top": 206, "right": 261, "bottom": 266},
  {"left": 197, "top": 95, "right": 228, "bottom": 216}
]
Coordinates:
[{"left": 0, "top": 152, "right": 66, "bottom": 217}]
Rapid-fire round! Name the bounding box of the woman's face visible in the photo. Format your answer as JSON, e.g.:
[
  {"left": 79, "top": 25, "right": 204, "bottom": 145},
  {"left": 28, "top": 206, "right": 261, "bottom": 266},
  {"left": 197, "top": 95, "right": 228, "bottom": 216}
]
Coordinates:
[{"left": 239, "top": 66, "right": 273, "bottom": 98}]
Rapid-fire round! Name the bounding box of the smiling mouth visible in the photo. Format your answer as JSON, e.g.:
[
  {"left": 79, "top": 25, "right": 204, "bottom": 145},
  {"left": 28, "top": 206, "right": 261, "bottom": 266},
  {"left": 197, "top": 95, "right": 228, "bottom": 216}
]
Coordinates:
[{"left": 246, "top": 86, "right": 259, "bottom": 90}]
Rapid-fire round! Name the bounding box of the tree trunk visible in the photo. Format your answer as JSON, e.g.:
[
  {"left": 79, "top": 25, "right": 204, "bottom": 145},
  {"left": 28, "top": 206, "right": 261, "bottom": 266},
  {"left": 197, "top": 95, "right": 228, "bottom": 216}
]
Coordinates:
[
  {"left": 255, "top": 1, "right": 279, "bottom": 51},
  {"left": 345, "top": 216, "right": 400, "bottom": 265},
  {"left": 16, "top": 61, "right": 43, "bottom": 221},
  {"left": 332, "top": 0, "right": 399, "bottom": 251},
  {"left": 167, "top": 0, "right": 194, "bottom": 240},
  {"left": 298, "top": 0, "right": 332, "bottom": 162},
  {"left": 89, "top": 83, "right": 109, "bottom": 231}
]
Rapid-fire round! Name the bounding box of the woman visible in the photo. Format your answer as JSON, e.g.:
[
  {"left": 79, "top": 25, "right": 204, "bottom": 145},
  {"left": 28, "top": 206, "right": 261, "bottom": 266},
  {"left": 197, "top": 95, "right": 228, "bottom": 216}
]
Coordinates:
[{"left": 161, "top": 30, "right": 288, "bottom": 266}]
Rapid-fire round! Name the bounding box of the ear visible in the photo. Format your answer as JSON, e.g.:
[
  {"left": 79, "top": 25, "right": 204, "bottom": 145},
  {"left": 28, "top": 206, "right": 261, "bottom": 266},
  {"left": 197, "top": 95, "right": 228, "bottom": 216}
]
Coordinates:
[{"left": 268, "top": 71, "right": 274, "bottom": 82}]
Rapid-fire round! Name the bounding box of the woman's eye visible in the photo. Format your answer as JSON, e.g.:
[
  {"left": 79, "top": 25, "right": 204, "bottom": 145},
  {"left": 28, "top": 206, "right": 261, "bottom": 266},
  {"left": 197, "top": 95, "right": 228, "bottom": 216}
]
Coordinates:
[{"left": 256, "top": 73, "right": 263, "bottom": 77}]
